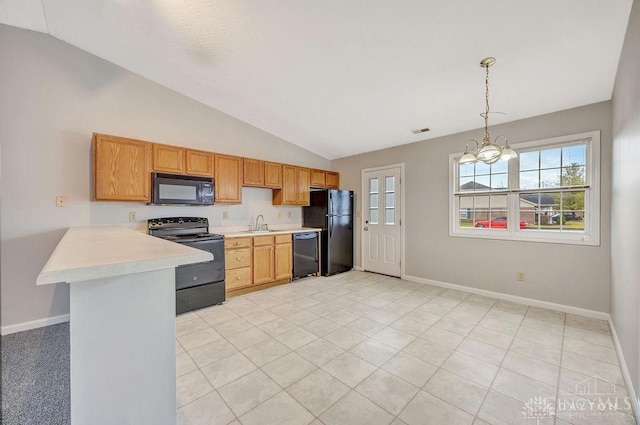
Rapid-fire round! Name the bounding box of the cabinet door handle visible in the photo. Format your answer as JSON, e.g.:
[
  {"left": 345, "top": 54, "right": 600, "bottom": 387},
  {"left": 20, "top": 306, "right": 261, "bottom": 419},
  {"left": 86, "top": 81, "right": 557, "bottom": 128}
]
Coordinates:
[{"left": 236, "top": 257, "right": 241, "bottom": 260}]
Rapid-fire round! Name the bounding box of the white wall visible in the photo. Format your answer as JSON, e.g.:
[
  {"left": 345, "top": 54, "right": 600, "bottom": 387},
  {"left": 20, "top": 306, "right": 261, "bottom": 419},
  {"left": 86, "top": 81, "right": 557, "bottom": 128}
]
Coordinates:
[
  {"left": 611, "top": 0, "right": 640, "bottom": 401},
  {"left": 0, "top": 25, "right": 329, "bottom": 329},
  {"left": 332, "top": 101, "right": 612, "bottom": 312}
]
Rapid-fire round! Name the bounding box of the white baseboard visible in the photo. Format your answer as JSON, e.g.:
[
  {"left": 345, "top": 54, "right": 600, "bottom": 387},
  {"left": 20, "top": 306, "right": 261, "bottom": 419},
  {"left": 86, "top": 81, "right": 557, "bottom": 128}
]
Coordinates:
[
  {"left": 402, "top": 274, "right": 609, "bottom": 321},
  {"left": 353, "top": 265, "right": 364, "bottom": 271},
  {"left": 608, "top": 317, "right": 640, "bottom": 423},
  {"left": 1, "top": 314, "right": 70, "bottom": 336}
]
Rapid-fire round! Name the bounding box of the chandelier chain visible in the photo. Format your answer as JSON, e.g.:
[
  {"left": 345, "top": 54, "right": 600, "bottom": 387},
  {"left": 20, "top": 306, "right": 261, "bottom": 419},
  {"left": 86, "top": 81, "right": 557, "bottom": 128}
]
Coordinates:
[{"left": 484, "top": 63, "right": 490, "bottom": 141}]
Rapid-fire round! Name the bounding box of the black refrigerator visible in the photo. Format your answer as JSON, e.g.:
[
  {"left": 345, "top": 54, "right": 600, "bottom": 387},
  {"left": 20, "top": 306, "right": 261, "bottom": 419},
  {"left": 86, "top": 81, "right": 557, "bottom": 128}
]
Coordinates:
[{"left": 303, "top": 189, "right": 354, "bottom": 276}]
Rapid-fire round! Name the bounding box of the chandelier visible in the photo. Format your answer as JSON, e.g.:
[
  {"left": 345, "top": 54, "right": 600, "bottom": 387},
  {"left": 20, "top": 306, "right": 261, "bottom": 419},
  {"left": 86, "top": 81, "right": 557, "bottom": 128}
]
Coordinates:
[{"left": 459, "top": 57, "right": 517, "bottom": 165}]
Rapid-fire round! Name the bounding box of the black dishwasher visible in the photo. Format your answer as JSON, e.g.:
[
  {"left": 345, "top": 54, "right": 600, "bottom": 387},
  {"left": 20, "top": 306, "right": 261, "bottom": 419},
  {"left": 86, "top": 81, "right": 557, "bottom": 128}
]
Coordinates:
[{"left": 292, "top": 232, "right": 319, "bottom": 279}]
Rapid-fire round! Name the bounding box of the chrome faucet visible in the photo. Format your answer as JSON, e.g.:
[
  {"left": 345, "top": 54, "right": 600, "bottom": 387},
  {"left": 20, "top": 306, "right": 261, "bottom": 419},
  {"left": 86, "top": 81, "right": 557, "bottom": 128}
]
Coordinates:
[{"left": 255, "top": 214, "right": 265, "bottom": 231}]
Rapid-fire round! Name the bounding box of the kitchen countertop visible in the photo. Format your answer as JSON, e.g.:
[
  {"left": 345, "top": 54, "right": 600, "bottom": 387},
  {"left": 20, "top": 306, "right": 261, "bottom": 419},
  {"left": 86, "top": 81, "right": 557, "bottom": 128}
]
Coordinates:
[
  {"left": 37, "top": 226, "right": 213, "bottom": 285},
  {"left": 214, "top": 227, "right": 322, "bottom": 238}
]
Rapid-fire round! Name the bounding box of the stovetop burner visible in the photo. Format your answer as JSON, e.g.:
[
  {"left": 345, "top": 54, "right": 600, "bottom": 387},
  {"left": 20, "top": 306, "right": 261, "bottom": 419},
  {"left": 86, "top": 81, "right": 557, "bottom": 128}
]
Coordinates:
[{"left": 147, "top": 217, "right": 223, "bottom": 242}]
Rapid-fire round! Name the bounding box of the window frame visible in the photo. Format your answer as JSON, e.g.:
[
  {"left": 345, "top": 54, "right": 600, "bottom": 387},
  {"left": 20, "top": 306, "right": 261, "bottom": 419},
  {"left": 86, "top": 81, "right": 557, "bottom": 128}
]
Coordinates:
[{"left": 449, "top": 130, "right": 600, "bottom": 246}]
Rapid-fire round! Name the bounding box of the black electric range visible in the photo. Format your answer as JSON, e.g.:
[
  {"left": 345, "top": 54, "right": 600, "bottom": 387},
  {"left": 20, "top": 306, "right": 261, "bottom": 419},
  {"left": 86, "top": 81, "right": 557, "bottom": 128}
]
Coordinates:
[{"left": 148, "top": 217, "right": 225, "bottom": 314}]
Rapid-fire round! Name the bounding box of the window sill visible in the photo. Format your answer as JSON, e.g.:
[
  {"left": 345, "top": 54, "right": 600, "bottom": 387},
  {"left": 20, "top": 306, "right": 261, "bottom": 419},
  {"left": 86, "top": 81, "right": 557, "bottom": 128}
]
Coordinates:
[{"left": 449, "top": 228, "right": 599, "bottom": 246}]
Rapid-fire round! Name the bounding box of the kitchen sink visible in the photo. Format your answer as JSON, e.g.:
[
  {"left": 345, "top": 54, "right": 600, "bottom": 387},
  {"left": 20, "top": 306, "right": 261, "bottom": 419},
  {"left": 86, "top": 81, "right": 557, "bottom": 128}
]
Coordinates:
[{"left": 244, "top": 229, "right": 274, "bottom": 234}]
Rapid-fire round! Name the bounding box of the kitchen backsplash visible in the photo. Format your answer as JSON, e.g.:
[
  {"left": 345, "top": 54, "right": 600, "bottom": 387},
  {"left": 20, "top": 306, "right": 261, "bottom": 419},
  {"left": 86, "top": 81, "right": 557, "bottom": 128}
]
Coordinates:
[{"left": 90, "top": 187, "right": 302, "bottom": 232}]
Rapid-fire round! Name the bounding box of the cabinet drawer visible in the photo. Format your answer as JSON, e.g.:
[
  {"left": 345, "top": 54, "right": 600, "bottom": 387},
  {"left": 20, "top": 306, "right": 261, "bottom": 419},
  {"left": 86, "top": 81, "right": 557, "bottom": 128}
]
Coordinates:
[
  {"left": 225, "top": 237, "right": 252, "bottom": 249},
  {"left": 253, "top": 235, "right": 274, "bottom": 246},
  {"left": 274, "top": 234, "right": 292, "bottom": 244},
  {"left": 225, "top": 248, "right": 251, "bottom": 269},
  {"left": 226, "top": 267, "right": 252, "bottom": 290}
]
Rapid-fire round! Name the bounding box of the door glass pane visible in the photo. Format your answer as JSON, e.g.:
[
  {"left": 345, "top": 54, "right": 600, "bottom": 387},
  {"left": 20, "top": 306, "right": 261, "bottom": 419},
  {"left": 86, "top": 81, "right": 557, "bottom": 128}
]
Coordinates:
[
  {"left": 370, "top": 194, "right": 378, "bottom": 208},
  {"left": 369, "top": 178, "right": 379, "bottom": 193},
  {"left": 385, "top": 209, "right": 395, "bottom": 225},
  {"left": 385, "top": 176, "right": 395, "bottom": 192},
  {"left": 369, "top": 209, "right": 378, "bottom": 224},
  {"left": 385, "top": 193, "right": 395, "bottom": 208},
  {"left": 369, "top": 176, "right": 379, "bottom": 224}
]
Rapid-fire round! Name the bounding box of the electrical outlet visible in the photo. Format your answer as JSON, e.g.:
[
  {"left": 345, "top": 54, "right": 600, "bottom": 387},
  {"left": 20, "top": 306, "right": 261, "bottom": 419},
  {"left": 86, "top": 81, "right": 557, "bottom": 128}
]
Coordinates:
[
  {"left": 288, "top": 211, "right": 292, "bottom": 218},
  {"left": 222, "top": 211, "right": 229, "bottom": 219},
  {"left": 56, "top": 195, "right": 67, "bottom": 207},
  {"left": 516, "top": 271, "right": 526, "bottom": 281},
  {"left": 277, "top": 211, "right": 283, "bottom": 219},
  {"left": 129, "top": 211, "right": 137, "bottom": 222}
]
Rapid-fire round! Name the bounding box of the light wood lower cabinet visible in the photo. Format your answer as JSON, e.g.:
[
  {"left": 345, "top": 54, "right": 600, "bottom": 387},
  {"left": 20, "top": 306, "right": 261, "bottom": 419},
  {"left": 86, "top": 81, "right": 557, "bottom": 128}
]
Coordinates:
[
  {"left": 226, "top": 267, "right": 252, "bottom": 291},
  {"left": 224, "top": 237, "right": 252, "bottom": 292},
  {"left": 274, "top": 241, "right": 293, "bottom": 280},
  {"left": 225, "top": 234, "right": 293, "bottom": 296},
  {"left": 253, "top": 245, "right": 274, "bottom": 285}
]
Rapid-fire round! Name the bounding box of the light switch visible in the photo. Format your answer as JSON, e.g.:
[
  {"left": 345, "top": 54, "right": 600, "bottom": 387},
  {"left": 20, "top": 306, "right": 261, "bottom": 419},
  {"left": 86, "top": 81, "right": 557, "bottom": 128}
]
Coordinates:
[
  {"left": 222, "top": 211, "right": 229, "bottom": 219},
  {"left": 56, "top": 195, "right": 67, "bottom": 207}
]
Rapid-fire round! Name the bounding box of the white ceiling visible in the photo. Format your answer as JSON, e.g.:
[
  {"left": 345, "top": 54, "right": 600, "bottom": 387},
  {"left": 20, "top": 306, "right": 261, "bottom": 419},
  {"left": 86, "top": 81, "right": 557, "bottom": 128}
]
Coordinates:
[{"left": 0, "top": 1, "right": 633, "bottom": 159}]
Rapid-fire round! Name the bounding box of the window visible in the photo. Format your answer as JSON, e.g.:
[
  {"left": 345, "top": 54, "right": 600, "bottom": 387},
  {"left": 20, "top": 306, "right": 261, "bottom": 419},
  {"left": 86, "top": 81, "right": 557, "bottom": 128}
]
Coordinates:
[{"left": 449, "top": 131, "right": 600, "bottom": 245}]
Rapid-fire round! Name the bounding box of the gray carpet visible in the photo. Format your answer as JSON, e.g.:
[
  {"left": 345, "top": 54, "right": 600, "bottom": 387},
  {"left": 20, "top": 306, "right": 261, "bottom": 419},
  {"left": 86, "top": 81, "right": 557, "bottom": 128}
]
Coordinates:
[{"left": 1, "top": 322, "right": 70, "bottom": 425}]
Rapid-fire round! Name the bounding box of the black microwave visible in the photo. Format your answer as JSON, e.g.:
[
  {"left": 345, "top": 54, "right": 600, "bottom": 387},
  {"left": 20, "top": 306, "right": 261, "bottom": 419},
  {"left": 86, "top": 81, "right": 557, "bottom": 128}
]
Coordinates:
[{"left": 150, "top": 173, "right": 214, "bottom": 206}]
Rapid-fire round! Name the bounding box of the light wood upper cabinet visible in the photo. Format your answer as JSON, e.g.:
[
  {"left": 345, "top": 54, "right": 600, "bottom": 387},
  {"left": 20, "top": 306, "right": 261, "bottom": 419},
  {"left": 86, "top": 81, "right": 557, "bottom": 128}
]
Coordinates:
[
  {"left": 310, "top": 169, "right": 326, "bottom": 188},
  {"left": 93, "top": 132, "right": 338, "bottom": 204},
  {"left": 185, "top": 149, "right": 213, "bottom": 176},
  {"left": 326, "top": 171, "right": 340, "bottom": 188},
  {"left": 243, "top": 158, "right": 265, "bottom": 187},
  {"left": 214, "top": 154, "right": 243, "bottom": 204},
  {"left": 273, "top": 165, "right": 310, "bottom": 206},
  {"left": 297, "top": 167, "right": 310, "bottom": 206},
  {"left": 311, "top": 169, "right": 340, "bottom": 189},
  {"left": 264, "top": 162, "right": 282, "bottom": 188},
  {"left": 278, "top": 165, "right": 298, "bottom": 205},
  {"left": 93, "top": 134, "right": 151, "bottom": 201},
  {"left": 152, "top": 143, "right": 185, "bottom": 174}
]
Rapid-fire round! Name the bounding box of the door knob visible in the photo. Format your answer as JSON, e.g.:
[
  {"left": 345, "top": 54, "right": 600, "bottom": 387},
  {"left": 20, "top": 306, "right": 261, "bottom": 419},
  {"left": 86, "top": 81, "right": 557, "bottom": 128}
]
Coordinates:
[{"left": 364, "top": 226, "right": 369, "bottom": 231}]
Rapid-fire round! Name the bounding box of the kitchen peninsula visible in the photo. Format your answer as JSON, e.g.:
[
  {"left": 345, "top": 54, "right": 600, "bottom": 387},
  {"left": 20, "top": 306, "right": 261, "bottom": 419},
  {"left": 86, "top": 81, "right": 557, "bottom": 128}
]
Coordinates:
[{"left": 37, "top": 226, "right": 212, "bottom": 425}]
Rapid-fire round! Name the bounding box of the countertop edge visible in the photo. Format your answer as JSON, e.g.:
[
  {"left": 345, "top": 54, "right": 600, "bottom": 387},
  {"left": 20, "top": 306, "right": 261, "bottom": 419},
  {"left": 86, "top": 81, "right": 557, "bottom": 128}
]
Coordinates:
[
  {"left": 36, "top": 226, "right": 213, "bottom": 285},
  {"left": 219, "top": 228, "right": 322, "bottom": 238}
]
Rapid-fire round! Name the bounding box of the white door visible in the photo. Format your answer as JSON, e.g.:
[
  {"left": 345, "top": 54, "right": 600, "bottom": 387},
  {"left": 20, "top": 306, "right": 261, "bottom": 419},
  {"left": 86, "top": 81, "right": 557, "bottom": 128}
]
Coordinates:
[{"left": 362, "top": 165, "right": 402, "bottom": 277}]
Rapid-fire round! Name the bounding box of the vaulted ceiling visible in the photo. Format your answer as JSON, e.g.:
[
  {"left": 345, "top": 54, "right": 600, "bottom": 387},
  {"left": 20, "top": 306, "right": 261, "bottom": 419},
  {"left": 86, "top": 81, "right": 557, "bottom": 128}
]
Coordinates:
[{"left": 0, "top": 1, "right": 633, "bottom": 159}]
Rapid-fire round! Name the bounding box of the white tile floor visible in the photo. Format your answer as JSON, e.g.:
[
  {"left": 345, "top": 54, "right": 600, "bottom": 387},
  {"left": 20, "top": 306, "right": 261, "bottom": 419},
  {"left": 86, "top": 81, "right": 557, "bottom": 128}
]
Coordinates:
[{"left": 175, "top": 271, "right": 636, "bottom": 425}]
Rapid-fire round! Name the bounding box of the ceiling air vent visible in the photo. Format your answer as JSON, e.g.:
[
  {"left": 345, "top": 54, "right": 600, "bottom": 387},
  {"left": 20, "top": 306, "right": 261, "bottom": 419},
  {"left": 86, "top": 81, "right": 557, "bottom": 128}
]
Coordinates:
[{"left": 411, "top": 128, "right": 430, "bottom": 134}]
